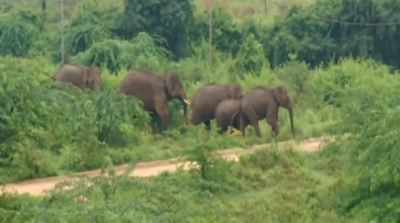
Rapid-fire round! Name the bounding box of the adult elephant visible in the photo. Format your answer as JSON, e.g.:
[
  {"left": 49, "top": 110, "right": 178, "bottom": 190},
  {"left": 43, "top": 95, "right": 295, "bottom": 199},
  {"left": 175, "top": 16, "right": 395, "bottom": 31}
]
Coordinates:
[
  {"left": 54, "top": 64, "right": 102, "bottom": 90},
  {"left": 120, "top": 72, "right": 188, "bottom": 131},
  {"left": 191, "top": 84, "right": 242, "bottom": 131},
  {"left": 240, "top": 86, "right": 294, "bottom": 138}
]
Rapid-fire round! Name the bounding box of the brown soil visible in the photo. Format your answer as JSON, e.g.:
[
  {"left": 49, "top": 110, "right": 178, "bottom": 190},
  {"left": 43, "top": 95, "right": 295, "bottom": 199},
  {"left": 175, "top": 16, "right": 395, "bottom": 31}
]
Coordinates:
[{"left": 0, "top": 137, "right": 331, "bottom": 197}]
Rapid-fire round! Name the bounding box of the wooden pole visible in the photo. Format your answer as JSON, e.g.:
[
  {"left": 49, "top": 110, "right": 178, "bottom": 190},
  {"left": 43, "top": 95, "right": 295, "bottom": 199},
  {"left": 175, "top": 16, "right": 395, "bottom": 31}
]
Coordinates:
[
  {"left": 60, "top": 0, "right": 65, "bottom": 64},
  {"left": 205, "top": 0, "right": 214, "bottom": 68}
]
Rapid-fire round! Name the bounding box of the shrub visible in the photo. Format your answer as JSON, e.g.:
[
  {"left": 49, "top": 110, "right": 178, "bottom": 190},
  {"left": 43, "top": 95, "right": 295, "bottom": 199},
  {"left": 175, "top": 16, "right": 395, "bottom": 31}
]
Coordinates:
[
  {"left": 236, "top": 33, "right": 267, "bottom": 75},
  {"left": 336, "top": 88, "right": 400, "bottom": 222},
  {"left": 93, "top": 88, "right": 150, "bottom": 145},
  {"left": 0, "top": 57, "right": 151, "bottom": 179},
  {"left": 276, "top": 60, "right": 311, "bottom": 96},
  {"left": 65, "top": 0, "right": 113, "bottom": 55},
  {"left": 116, "top": 0, "right": 194, "bottom": 58},
  {"left": 74, "top": 33, "right": 169, "bottom": 74},
  {"left": 190, "top": 8, "right": 243, "bottom": 56},
  {"left": 0, "top": 17, "right": 38, "bottom": 57},
  {"left": 311, "top": 59, "right": 392, "bottom": 107},
  {"left": 186, "top": 143, "right": 239, "bottom": 193}
]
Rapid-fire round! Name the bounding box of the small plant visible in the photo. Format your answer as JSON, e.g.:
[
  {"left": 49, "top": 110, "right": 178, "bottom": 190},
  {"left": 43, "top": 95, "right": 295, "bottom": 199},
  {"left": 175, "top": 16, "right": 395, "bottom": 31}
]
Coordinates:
[{"left": 186, "top": 143, "right": 238, "bottom": 193}]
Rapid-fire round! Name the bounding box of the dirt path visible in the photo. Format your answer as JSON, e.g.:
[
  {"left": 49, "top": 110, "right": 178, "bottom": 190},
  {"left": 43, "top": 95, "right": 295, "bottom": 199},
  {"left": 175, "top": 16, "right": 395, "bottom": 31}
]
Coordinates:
[{"left": 0, "top": 137, "right": 331, "bottom": 197}]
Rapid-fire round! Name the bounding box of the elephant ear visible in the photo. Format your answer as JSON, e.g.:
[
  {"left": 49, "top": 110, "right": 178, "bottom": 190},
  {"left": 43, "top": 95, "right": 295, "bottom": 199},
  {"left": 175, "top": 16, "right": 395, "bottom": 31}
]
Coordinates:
[
  {"left": 164, "top": 74, "right": 182, "bottom": 98},
  {"left": 272, "top": 86, "right": 290, "bottom": 107},
  {"left": 88, "top": 66, "right": 102, "bottom": 89}
]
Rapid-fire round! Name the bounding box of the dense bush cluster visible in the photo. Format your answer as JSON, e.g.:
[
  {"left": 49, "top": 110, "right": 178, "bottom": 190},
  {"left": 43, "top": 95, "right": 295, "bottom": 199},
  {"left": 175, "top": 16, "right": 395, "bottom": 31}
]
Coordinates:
[
  {"left": 0, "top": 57, "right": 150, "bottom": 180},
  {"left": 74, "top": 33, "right": 169, "bottom": 74}
]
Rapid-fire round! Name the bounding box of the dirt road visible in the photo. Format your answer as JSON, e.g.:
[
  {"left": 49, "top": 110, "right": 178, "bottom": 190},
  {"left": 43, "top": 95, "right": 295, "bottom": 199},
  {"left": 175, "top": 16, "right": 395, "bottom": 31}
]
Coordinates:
[{"left": 0, "top": 137, "right": 330, "bottom": 197}]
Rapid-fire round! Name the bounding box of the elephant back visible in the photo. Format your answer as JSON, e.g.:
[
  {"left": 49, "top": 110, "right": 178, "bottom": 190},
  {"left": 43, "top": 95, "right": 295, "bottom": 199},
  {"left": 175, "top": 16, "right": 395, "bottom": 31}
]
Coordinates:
[
  {"left": 120, "top": 72, "right": 165, "bottom": 112},
  {"left": 55, "top": 64, "right": 86, "bottom": 89},
  {"left": 190, "top": 85, "right": 242, "bottom": 124}
]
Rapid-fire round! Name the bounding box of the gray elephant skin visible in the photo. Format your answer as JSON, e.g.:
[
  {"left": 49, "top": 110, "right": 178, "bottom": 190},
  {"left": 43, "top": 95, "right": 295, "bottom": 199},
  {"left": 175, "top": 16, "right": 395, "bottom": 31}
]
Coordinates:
[
  {"left": 190, "top": 84, "right": 242, "bottom": 130},
  {"left": 54, "top": 64, "right": 102, "bottom": 90},
  {"left": 215, "top": 99, "right": 241, "bottom": 134},
  {"left": 120, "top": 72, "right": 188, "bottom": 130},
  {"left": 240, "top": 86, "right": 295, "bottom": 138}
]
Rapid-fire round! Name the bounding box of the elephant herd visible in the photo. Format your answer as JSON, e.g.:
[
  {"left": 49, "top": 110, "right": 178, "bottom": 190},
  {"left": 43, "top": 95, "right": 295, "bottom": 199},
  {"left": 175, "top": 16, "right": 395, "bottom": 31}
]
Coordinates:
[{"left": 54, "top": 64, "right": 295, "bottom": 138}]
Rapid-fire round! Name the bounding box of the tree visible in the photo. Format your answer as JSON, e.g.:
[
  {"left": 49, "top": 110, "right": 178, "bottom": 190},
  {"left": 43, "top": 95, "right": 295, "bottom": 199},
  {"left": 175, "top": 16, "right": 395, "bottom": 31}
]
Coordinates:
[{"left": 116, "top": 0, "right": 194, "bottom": 59}]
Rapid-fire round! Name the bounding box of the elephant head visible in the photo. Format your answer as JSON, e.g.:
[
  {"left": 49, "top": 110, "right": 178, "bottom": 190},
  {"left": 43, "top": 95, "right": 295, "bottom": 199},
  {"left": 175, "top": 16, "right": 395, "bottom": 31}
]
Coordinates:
[
  {"left": 164, "top": 73, "right": 189, "bottom": 119},
  {"left": 272, "top": 86, "right": 295, "bottom": 137},
  {"left": 83, "top": 67, "right": 102, "bottom": 90}
]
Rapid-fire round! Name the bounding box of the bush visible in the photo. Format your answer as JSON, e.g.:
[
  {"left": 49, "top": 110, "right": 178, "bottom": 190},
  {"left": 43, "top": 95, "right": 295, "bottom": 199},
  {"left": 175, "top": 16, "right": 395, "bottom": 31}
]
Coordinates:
[
  {"left": 236, "top": 33, "right": 267, "bottom": 75},
  {"left": 326, "top": 59, "right": 400, "bottom": 222},
  {"left": 276, "top": 60, "right": 311, "bottom": 96},
  {"left": 74, "top": 33, "right": 169, "bottom": 74},
  {"left": 0, "top": 57, "right": 151, "bottom": 179},
  {"left": 116, "top": 0, "right": 194, "bottom": 58},
  {"left": 65, "top": 0, "right": 113, "bottom": 55},
  {"left": 311, "top": 59, "right": 393, "bottom": 107},
  {"left": 93, "top": 88, "right": 150, "bottom": 145},
  {"left": 186, "top": 143, "right": 239, "bottom": 193},
  {"left": 190, "top": 8, "right": 243, "bottom": 56},
  {"left": 0, "top": 17, "right": 38, "bottom": 57}
]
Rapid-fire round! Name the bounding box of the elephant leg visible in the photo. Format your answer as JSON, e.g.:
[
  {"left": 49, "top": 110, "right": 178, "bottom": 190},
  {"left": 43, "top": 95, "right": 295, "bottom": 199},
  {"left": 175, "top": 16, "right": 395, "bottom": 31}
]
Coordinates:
[
  {"left": 266, "top": 107, "right": 279, "bottom": 138},
  {"left": 240, "top": 115, "right": 248, "bottom": 136},
  {"left": 218, "top": 126, "right": 227, "bottom": 135},
  {"left": 246, "top": 113, "right": 261, "bottom": 137},
  {"left": 241, "top": 105, "right": 261, "bottom": 137},
  {"left": 150, "top": 113, "right": 160, "bottom": 133},
  {"left": 252, "top": 120, "right": 261, "bottom": 137},
  {"left": 204, "top": 120, "right": 211, "bottom": 132},
  {"left": 155, "top": 101, "right": 170, "bottom": 131}
]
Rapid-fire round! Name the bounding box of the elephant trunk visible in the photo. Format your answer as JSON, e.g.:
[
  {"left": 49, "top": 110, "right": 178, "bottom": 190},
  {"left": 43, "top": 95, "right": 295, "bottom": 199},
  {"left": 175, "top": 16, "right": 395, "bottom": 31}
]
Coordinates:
[{"left": 288, "top": 105, "right": 295, "bottom": 137}]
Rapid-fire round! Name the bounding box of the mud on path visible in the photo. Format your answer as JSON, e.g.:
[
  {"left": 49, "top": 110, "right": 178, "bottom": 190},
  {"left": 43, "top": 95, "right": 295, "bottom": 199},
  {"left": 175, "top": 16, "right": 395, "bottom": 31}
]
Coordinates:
[{"left": 0, "top": 137, "right": 331, "bottom": 197}]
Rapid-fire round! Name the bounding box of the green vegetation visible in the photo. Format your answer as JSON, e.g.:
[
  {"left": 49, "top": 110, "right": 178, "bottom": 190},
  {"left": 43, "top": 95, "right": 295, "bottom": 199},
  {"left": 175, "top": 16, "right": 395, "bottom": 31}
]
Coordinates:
[{"left": 1, "top": 0, "right": 400, "bottom": 222}]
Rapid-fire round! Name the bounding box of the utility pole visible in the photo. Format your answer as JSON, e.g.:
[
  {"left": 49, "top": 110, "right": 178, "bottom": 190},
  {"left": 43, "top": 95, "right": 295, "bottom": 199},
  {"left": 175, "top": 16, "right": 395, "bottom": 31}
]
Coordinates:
[
  {"left": 60, "top": 0, "right": 65, "bottom": 64},
  {"left": 264, "top": 0, "right": 268, "bottom": 15},
  {"left": 42, "top": 0, "right": 47, "bottom": 13},
  {"left": 205, "top": 0, "right": 214, "bottom": 68}
]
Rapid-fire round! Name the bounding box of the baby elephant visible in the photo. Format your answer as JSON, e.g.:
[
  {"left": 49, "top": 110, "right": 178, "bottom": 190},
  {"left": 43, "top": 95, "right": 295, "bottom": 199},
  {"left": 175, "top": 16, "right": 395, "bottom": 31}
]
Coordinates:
[
  {"left": 54, "top": 64, "right": 102, "bottom": 90},
  {"left": 215, "top": 99, "right": 242, "bottom": 134}
]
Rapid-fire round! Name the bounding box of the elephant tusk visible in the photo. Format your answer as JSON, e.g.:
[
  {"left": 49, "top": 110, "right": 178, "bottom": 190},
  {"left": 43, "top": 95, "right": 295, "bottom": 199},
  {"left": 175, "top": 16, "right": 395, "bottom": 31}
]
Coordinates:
[{"left": 183, "top": 99, "right": 191, "bottom": 106}]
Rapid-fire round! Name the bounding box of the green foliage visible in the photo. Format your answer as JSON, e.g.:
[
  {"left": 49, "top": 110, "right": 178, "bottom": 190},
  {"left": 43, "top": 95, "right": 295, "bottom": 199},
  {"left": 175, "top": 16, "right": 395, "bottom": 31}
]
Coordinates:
[
  {"left": 74, "top": 33, "right": 169, "bottom": 74},
  {"left": 210, "top": 8, "right": 243, "bottom": 55},
  {"left": 236, "top": 33, "right": 267, "bottom": 75},
  {"left": 314, "top": 59, "right": 400, "bottom": 222},
  {"left": 0, "top": 146, "right": 342, "bottom": 222},
  {"left": 190, "top": 8, "right": 243, "bottom": 55},
  {"left": 262, "top": 0, "right": 400, "bottom": 68},
  {"left": 0, "top": 15, "right": 38, "bottom": 57},
  {"left": 311, "top": 59, "right": 394, "bottom": 107},
  {"left": 186, "top": 143, "right": 238, "bottom": 193},
  {"left": 0, "top": 57, "right": 150, "bottom": 180},
  {"left": 94, "top": 88, "right": 150, "bottom": 145},
  {"left": 276, "top": 60, "right": 311, "bottom": 96},
  {"left": 117, "top": 0, "right": 194, "bottom": 58},
  {"left": 65, "top": 0, "right": 118, "bottom": 56}
]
